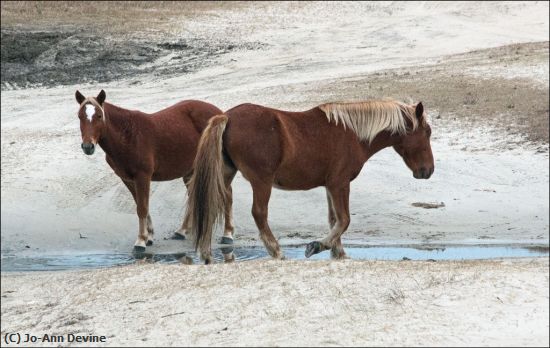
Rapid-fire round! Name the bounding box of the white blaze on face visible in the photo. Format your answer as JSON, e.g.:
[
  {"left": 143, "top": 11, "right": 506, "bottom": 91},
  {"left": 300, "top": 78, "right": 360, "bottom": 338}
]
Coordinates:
[{"left": 85, "top": 104, "right": 95, "bottom": 121}]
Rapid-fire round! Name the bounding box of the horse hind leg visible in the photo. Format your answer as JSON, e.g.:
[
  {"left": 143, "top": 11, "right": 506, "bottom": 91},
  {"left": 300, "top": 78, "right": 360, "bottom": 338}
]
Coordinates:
[
  {"left": 251, "top": 180, "right": 283, "bottom": 259},
  {"left": 220, "top": 165, "right": 237, "bottom": 245},
  {"left": 173, "top": 166, "right": 236, "bottom": 244},
  {"left": 172, "top": 174, "right": 194, "bottom": 240},
  {"left": 305, "top": 184, "right": 350, "bottom": 259}
]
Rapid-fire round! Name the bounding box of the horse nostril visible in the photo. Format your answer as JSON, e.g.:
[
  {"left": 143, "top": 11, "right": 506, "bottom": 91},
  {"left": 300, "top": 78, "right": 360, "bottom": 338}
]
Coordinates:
[
  {"left": 421, "top": 167, "right": 433, "bottom": 179},
  {"left": 81, "top": 143, "right": 95, "bottom": 154}
]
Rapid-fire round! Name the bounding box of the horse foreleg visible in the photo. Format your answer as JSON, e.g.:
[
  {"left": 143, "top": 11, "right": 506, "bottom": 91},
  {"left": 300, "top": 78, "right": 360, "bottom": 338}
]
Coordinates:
[
  {"left": 133, "top": 175, "right": 151, "bottom": 252},
  {"left": 123, "top": 179, "right": 154, "bottom": 246},
  {"left": 305, "top": 184, "right": 350, "bottom": 259},
  {"left": 251, "top": 181, "right": 283, "bottom": 259},
  {"left": 325, "top": 189, "right": 347, "bottom": 258}
]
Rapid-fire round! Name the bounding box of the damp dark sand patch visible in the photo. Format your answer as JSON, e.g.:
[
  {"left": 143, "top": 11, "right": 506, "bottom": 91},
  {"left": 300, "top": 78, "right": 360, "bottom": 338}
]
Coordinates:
[
  {"left": 2, "top": 245, "right": 548, "bottom": 272},
  {"left": 411, "top": 202, "right": 446, "bottom": 209},
  {"left": 0, "top": 28, "right": 265, "bottom": 89}
]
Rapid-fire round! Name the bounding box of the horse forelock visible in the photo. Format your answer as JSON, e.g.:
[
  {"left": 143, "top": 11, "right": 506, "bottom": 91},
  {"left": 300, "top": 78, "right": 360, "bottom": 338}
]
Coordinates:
[
  {"left": 79, "top": 97, "right": 105, "bottom": 121},
  {"left": 319, "top": 99, "right": 425, "bottom": 143}
]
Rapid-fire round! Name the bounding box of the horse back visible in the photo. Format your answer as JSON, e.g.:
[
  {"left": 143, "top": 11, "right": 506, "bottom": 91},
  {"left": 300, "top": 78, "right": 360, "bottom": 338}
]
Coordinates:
[
  {"left": 224, "top": 103, "right": 365, "bottom": 189},
  {"left": 151, "top": 100, "right": 222, "bottom": 131},
  {"left": 148, "top": 100, "right": 223, "bottom": 180}
]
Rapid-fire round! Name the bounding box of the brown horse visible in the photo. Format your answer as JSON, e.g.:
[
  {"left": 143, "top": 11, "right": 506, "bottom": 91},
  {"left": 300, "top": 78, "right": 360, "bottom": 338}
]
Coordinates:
[
  {"left": 185, "top": 99, "right": 434, "bottom": 263},
  {"left": 75, "top": 90, "right": 236, "bottom": 252}
]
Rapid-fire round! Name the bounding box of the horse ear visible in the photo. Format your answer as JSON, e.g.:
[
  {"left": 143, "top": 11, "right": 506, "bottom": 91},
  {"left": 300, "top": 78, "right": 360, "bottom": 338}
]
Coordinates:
[
  {"left": 75, "top": 90, "right": 85, "bottom": 104},
  {"left": 96, "top": 90, "right": 106, "bottom": 105},
  {"left": 415, "top": 102, "right": 424, "bottom": 120}
]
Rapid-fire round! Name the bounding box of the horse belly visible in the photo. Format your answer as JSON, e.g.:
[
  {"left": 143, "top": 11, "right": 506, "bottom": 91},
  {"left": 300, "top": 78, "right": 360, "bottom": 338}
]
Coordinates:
[
  {"left": 151, "top": 172, "right": 183, "bottom": 181},
  {"left": 272, "top": 165, "right": 325, "bottom": 190},
  {"left": 151, "top": 136, "right": 197, "bottom": 181},
  {"left": 151, "top": 156, "right": 193, "bottom": 181},
  {"left": 272, "top": 180, "right": 320, "bottom": 191}
]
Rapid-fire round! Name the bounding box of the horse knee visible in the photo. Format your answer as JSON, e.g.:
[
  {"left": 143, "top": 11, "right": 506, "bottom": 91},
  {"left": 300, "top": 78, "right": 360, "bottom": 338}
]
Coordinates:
[
  {"left": 251, "top": 206, "right": 267, "bottom": 223},
  {"left": 340, "top": 216, "right": 350, "bottom": 230},
  {"left": 136, "top": 206, "right": 148, "bottom": 219}
]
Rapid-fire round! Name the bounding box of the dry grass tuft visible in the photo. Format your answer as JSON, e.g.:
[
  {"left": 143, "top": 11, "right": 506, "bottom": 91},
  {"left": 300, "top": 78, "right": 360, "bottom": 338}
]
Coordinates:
[
  {"left": 0, "top": 1, "right": 250, "bottom": 35},
  {"left": 385, "top": 286, "right": 406, "bottom": 305}
]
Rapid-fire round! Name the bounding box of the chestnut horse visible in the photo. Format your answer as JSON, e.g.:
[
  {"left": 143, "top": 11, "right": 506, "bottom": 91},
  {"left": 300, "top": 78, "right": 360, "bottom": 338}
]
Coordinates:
[
  {"left": 75, "top": 90, "right": 235, "bottom": 252},
  {"left": 185, "top": 99, "right": 434, "bottom": 263}
]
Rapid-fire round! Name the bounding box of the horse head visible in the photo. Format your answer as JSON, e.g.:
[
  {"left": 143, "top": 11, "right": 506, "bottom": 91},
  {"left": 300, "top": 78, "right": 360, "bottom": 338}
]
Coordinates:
[
  {"left": 392, "top": 102, "right": 434, "bottom": 179},
  {"left": 75, "top": 90, "right": 106, "bottom": 155}
]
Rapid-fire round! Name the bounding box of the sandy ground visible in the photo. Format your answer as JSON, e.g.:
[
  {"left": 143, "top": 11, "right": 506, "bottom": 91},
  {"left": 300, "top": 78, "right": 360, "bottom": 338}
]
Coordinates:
[
  {"left": 1, "top": 258, "right": 549, "bottom": 347},
  {"left": 1, "top": 2, "right": 549, "bottom": 256},
  {"left": 1, "top": 2, "right": 549, "bottom": 346}
]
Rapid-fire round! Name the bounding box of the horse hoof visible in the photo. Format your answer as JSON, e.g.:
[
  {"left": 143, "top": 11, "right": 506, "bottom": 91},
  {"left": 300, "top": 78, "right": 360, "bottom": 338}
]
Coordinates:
[
  {"left": 220, "top": 236, "right": 233, "bottom": 245},
  {"left": 133, "top": 245, "right": 146, "bottom": 253},
  {"left": 171, "top": 233, "right": 186, "bottom": 240},
  {"left": 220, "top": 246, "right": 234, "bottom": 255},
  {"left": 305, "top": 241, "right": 322, "bottom": 258},
  {"left": 332, "top": 253, "right": 349, "bottom": 260},
  {"left": 223, "top": 253, "right": 236, "bottom": 263},
  {"left": 180, "top": 256, "right": 194, "bottom": 265},
  {"left": 146, "top": 240, "right": 153, "bottom": 246}
]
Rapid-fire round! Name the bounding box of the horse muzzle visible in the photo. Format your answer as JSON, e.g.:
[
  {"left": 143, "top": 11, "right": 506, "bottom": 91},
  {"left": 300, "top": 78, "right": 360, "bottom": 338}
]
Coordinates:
[
  {"left": 81, "top": 143, "right": 95, "bottom": 155},
  {"left": 413, "top": 166, "right": 434, "bottom": 179}
]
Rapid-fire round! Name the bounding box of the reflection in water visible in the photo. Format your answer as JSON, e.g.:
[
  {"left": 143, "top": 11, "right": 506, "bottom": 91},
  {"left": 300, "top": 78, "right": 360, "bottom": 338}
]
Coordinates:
[{"left": 1, "top": 245, "right": 548, "bottom": 272}]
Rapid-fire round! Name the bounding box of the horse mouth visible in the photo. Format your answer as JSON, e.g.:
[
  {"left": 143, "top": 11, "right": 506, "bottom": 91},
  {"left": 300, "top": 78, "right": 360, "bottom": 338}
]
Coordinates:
[{"left": 413, "top": 168, "right": 433, "bottom": 179}]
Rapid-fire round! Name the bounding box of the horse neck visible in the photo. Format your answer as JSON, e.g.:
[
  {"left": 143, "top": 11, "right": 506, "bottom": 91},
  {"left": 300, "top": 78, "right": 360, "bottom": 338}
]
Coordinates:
[
  {"left": 98, "top": 103, "right": 143, "bottom": 158},
  {"left": 361, "top": 131, "right": 395, "bottom": 161}
]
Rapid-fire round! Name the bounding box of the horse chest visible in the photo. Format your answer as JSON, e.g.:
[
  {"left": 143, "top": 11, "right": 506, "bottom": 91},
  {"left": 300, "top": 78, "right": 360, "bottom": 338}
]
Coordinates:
[{"left": 105, "top": 155, "right": 143, "bottom": 181}]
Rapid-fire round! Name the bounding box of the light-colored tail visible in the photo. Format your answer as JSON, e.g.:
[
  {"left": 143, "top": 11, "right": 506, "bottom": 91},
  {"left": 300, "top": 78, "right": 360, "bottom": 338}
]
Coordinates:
[{"left": 185, "top": 114, "right": 229, "bottom": 263}]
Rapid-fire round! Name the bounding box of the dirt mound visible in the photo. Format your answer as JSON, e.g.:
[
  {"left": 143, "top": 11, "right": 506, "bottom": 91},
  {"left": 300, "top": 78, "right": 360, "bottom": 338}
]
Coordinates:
[{"left": 1, "top": 29, "right": 265, "bottom": 89}]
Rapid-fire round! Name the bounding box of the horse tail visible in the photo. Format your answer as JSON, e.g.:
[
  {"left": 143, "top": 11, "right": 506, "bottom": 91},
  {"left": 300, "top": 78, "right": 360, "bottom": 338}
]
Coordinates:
[{"left": 185, "top": 114, "right": 229, "bottom": 263}]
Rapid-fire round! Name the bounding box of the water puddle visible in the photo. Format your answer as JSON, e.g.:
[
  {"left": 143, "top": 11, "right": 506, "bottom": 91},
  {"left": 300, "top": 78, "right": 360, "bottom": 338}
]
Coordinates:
[{"left": 1, "top": 245, "right": 548, "bottom": 272}]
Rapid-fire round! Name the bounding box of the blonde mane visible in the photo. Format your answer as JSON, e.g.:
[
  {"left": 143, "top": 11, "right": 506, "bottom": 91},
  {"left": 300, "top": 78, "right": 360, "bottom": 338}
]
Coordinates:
[{"left": 319, "top": 99, "right": 422, "bottom": 143}]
